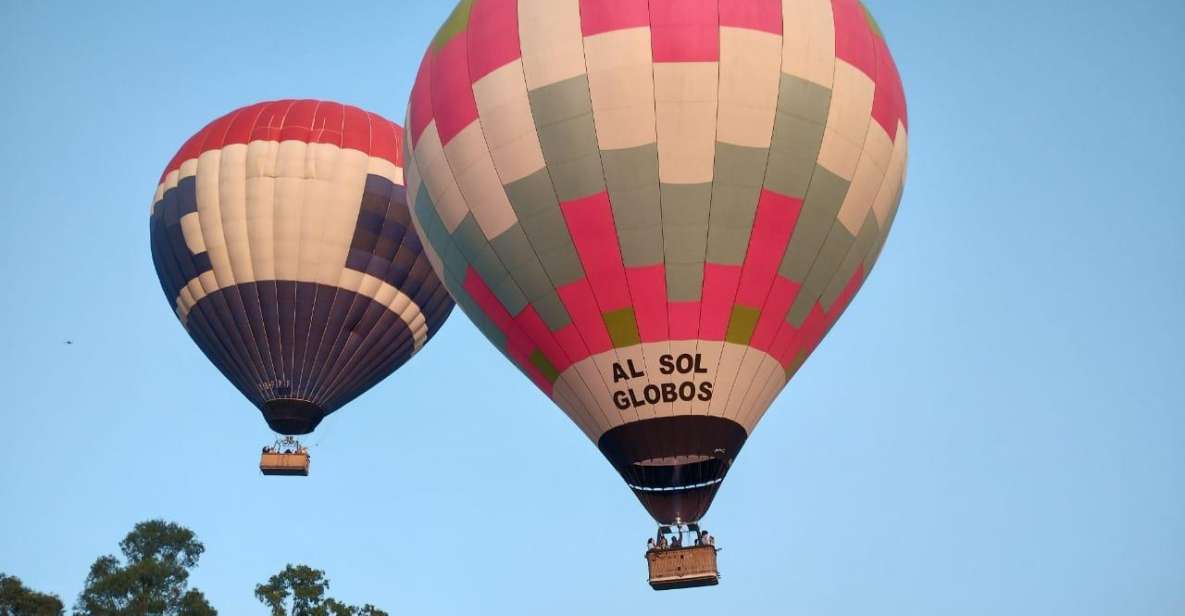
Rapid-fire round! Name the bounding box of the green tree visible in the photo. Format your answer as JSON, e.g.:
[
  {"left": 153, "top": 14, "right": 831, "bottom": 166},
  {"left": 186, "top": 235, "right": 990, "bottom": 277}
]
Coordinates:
[
  {"left": 254, "top": 566, "right": 386, "bottom": 616},
  {"left": 73, "top": 520, "right": 216, "bottom": 616},
  {"left": 0, "top": 573, "right": 64, "bottom": 616}
]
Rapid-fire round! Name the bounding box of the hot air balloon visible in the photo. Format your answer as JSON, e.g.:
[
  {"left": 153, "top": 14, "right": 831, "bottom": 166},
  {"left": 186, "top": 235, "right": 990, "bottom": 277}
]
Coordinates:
[
  {"left": 150, "top": 100, "right": 454, "bottom": 475},
  {"left": 405, "top": 0, "right": 907, "bottom": 586}
]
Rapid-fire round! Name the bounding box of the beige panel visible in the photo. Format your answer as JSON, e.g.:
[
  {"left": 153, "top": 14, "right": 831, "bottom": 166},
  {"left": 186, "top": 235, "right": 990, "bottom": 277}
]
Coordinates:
[
  {"left": 590, "top": 352, "right": 641, "bottom": 425},
  {"left": 690, "top": 341, "right": 724, "bottom": 414},
  {"left": 366, "top": 157, "right": 403, "bottom": 185},
  {"left": 314, "top": 146, "right": 369, "bottom": 287},
  {"left": 706, "top": 343, "right": 747, "bottom": 417},
  {"left": 654, "top": 62, "right": 719, "bottom": 184},
  {"left": 718, "top": 27, "right": 781, "bottom": 149},
  {"left": 553, "top": 378, "right": 600, "bottom": 441},
  {"left": 519, "top": 0, "right": 586, "bottom": 90},
  {"left": 738, "top": 356, "right": 788, "bottom": 431},
  {"left": 236, "top": 143, "right": 274, "bottom": 283},
  {"left": 782, "top": 0, "right": 836, "bottom": 88},
  {"left": 177, "top": 271, "right": 218, "bottom": 323},
  {"left": 736, "top": 353, "right": 784, "bottom": 431},
  {"left": 473, "top": 60, "right": 548, "bottom": 184},
  {"left": 199, "top": 148, "right": 252, "bottom": 289},
  {"left": 862, "top": 120, "right": 895, "bottom": 172},
  {"left": 723, "top": 349, "right": 769, "bottom": 424},
  {"left": 556, "top": 365, "right": 617, "bottom": 436},
  {"left": 873, "top": 124, "right": 909, "bottom": 227},
  {"left": 584, "top": 27, "right": 657, "bottom": 150},
  {"left": 413, "top": 122, "right": 468, "bottom": 233},
  {"left": 574, "top": 357, "right": 626, "bottom": 434},
  {"left": 639, "top": 341, "right": 676, "bottom": 418},
  {"left": 443, "top": 123, "right": 517, "bottom": 239},
  {"left": 180, "top": 213, "right": 206, "bottom": 255},
  {"left": 835, "top": 125, "right": 892, "bottom": 234},
  {"left": 668, "top": 340, "right": 702, "bottom": 415},
  {"left": 817, "top": 61, "right": 875, "bottom": 180}
]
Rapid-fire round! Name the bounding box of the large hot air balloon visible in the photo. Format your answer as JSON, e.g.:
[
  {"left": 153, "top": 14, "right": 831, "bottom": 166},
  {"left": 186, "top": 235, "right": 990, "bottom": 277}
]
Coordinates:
[
  {"left": 406, "top": 0, "right": 907, "bottom": 551},
  {"left": 150, "top": 100, "right": 454, "bottom": 472}
]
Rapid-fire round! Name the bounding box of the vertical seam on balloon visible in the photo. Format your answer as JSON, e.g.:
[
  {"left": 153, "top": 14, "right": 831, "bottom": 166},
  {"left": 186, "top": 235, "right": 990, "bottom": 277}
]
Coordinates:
[
  {"left": 571, "top": 0, "right": 661, "bottom": 436},
  {"left": 696, "top": 5, "right": 786, "bottom": 429},
  {"left": 738, "top": 0, "right": 880, "bottom": 431},
  {"left": 291, "top": 100, "right": 326, "bottom": 400},
  {"left": 294, "top": 102, "right": 345, "bottom": 400},
  {"left": 305, "top": 109, "right": 379, "bottom": 408},
  {"left": 446, "top": 0, "right": 613, "bottom": 437},
  {"left": 724, "top": 0, "right": 835, "bottom": 428},
  {"left": 644, "top": 0, "right": 674, "bottom": 425},
  {"left": 193, "top": 107, "right": 271, "bottom": 403}
]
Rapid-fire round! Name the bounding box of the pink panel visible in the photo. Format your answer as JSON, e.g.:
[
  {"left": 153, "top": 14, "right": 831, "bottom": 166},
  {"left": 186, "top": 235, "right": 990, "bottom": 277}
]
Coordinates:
[
  {"left": 554, "top": 323, "right": 592, "bottom": 365},
  {"left": 626, "top": 264, "right": 670, "bottom": 343},
  {"left": 832, "top": 0, "right": 876, "bottom": 77},
  {"left": 649, "top": 0, "right": 720, "bottom": 63},
  {"left": 463, "top": 267, "right": 515, "bottom": 332},
  {"left": 736, "top": 189, "right": 803, "bottom": 307},
  {"left": 871, "top": 35, "right": 907, "bottom": 137},
  {"left": 468, "top": 0, "right": 522, "bottom": 82},
  {"left": 700, "top": 263, "right": 742, "bottom": 341},
  {"left": 749, "top": 276, "right": 801, "bottom": 353},
  {"left": 668, "top": 301, "right": 702, "bottom": 340},
  {"left": 560, "top": 192, "right": 633, "bottom": 312},
  {"left": 558, "top": 278, "right": 614, "bottom": 355},
  {"left": 515, "top": 305, "right": 575, "bottom": 374},
  {"left": 719, "top": 0, "right": 782, "bottom": 34},
  {"left": 580, "top": 0, "right": 651, "bottom": 36},
  {"left": 431, "top": 36, "right": 480, "bottom": 146},
  {"left": 408, "top": 50, "right": 435, "bottom": 147}
]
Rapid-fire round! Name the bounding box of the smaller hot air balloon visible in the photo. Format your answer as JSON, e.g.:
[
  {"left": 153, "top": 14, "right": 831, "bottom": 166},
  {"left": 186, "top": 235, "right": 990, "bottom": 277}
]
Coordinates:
[{"left": 149, "top": 100, "right": 454, "bottom": 474}]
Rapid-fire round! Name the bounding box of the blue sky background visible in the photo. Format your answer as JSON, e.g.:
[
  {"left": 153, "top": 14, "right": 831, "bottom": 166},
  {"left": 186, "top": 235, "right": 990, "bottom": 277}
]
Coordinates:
[{"left": 1, "top": 1, "right": 1183, "bottom": 614}]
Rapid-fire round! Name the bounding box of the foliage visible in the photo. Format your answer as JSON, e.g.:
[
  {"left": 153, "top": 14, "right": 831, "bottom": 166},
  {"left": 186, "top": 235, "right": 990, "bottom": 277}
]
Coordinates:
[
  {"left": 0, "top": 573, "right": 64, "bottom": 616},
  {"left": 72, "top": 520, "right": 216, "bottom": 616},
  {"left": 254, "top": 566, "right": 386, "bottom": 616}
]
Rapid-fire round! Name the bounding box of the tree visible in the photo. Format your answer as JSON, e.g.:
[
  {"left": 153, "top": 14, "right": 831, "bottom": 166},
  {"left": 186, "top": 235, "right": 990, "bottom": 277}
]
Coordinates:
[
  {"left": 73, "top": 520, "right": 216, "bottom": 616},
  {"left": 254, "top": 566, "right": 386, "bottom": 616},
  {"left": 0, "top": 573, "right": 64, "bottom": 616}
]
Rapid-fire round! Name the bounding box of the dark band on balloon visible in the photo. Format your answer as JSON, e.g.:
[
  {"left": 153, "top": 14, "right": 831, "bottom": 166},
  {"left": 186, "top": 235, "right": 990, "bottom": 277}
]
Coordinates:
[{"left": 597, "top": 416, "right": 748, "bottom": 523}]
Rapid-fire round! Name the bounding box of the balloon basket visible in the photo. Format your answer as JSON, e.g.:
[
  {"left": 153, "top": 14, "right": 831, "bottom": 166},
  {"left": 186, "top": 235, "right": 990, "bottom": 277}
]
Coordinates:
[
  {"left": 260, "top": 437, "right": 310, "bottom": 476},
  {"left": 646, "top": 544, "right": 719, "bottom": 590}
]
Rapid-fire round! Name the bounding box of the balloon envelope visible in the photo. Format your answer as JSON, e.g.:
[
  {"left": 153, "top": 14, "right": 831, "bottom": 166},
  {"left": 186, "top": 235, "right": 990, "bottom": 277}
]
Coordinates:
[
  {"left": 406, "top": 0, "right": 907, "bottom": 523},
  {"left": 150, "top": 100, "right": 454, "bottom": 435}
]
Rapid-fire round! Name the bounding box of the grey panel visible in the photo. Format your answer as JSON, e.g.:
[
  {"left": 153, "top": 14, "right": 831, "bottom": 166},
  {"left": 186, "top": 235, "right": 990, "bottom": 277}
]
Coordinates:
[
  {"left": 786, "top": 222, "right": 855, "bottom": 327},
  {"left": 530, "top": 76, "right": 606, "bottom": 202},
  {"left": 490, "top": 225, "right": 552, "bottom": 301},
  {"left": 504, "top": 168, "right": 560, "bottom": 218},
  {"left": 617, "top": 224, "right": 665, "bottom": 267},
  {"left": 821, "top": 210, "right": 881, "bottom": 310},
  {"left": 529, "top": 75, "right": 594, "bottom": 127},
  {"left": 766, "top": 113, "right": 827, "bottom": 198},
  {"left": 533, "top": 290, "right": 573, "bottom": 331},
  {"left": 666, "top": 261, "right": 705, "bottom": 302},
  {"left": 777, "top": 73, "right": 833, "bottom": 124},
  {"left": 519, "top": 208, "right": 586, "bottom": 286},
  {"left": 778, "top": 166, "right": 850, "bottom": 282}
]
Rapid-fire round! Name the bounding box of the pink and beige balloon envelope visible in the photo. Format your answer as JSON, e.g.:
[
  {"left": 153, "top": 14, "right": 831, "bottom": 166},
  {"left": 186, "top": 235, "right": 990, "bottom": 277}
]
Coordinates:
[{"left": 405, "top": 0, "right": 908, "bottom": 528}]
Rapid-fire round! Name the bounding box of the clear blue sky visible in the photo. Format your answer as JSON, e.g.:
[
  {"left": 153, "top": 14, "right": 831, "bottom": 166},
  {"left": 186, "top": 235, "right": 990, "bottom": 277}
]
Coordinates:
[{"left": 1, "top": 1, "right": 1182, "bottom": 614}]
